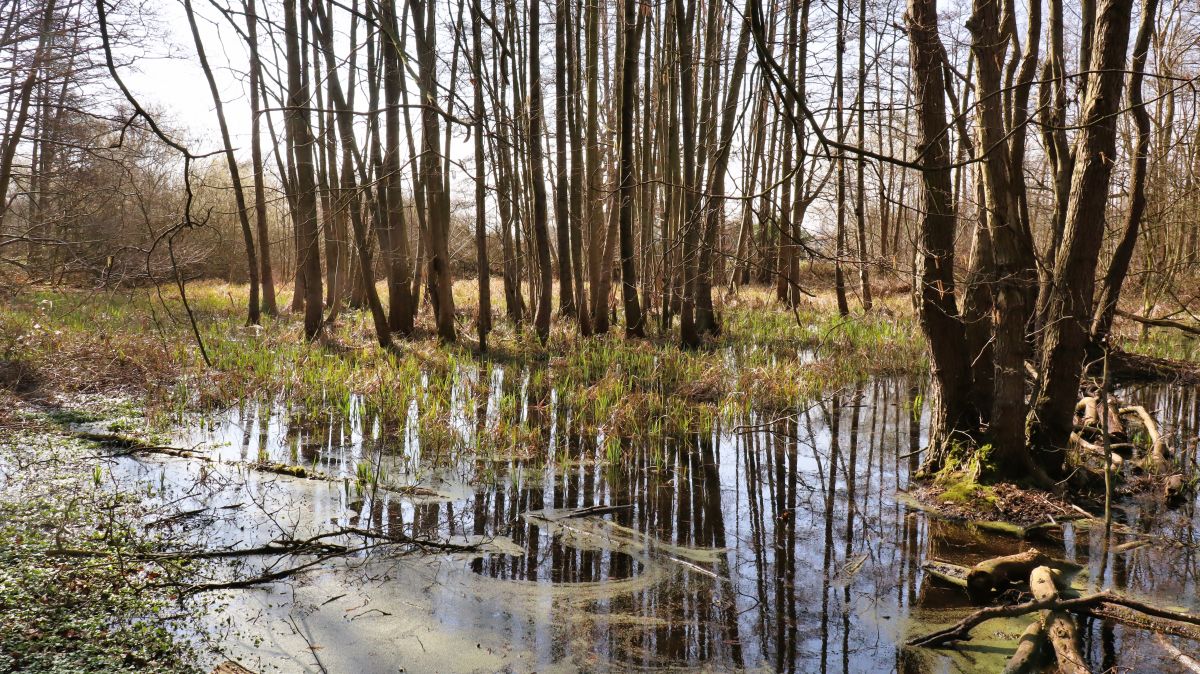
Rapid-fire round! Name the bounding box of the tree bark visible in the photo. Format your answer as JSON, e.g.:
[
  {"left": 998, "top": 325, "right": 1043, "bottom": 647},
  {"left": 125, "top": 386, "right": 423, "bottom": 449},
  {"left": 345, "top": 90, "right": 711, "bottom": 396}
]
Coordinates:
[
  {"left": 1029, "top": 0, "right": 1134, "bottom": 475},
  {"left": 283, "top": 0, "right": 324, "bottom": 339}
]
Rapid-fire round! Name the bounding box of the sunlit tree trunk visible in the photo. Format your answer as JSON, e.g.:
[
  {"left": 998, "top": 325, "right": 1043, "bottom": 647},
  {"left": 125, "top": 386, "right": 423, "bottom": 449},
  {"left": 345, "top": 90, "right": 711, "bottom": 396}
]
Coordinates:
[{"left": 1029, "top": 0, "right": 1135, "bottom": 474}]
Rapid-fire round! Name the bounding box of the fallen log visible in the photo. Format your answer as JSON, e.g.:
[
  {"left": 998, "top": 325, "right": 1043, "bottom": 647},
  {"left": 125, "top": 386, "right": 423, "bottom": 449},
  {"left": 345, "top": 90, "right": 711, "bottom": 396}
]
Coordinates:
[
  {"left": 1030, "top": 566, "right": 1088, "bottom": 674},
  {"left": 925, "top": 557, "right": 1200, "bottom": 642},
  {"left": 965, "top": 548, "right": 1082, "bottom": 604},
  {"left": 907, "top": 590, "right": 1200, "bottom": 648},
  {"left": 1002, "top": 620, "right": 1046, "bottom": 674}
]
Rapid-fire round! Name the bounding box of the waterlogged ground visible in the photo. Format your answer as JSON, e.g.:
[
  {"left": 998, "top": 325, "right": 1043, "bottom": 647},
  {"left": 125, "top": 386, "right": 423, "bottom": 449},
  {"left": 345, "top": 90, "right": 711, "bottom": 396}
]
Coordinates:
[{"left": 99, "top": 372, "right": 1200, "bottom": 673}]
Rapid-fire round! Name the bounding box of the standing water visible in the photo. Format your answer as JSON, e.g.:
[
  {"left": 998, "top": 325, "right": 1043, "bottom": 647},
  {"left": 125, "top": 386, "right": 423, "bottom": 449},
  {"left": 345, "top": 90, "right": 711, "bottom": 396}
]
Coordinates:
[{"left": 111, "top": 370, "right": 1200, "bottom": 672}]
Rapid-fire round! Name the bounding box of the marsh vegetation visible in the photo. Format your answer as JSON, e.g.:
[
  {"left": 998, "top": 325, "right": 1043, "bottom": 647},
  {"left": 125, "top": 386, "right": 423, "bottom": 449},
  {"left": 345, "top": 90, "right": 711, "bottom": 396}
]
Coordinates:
[{"left": 5, "top": 0, "right": 1200, "bottom": 670}]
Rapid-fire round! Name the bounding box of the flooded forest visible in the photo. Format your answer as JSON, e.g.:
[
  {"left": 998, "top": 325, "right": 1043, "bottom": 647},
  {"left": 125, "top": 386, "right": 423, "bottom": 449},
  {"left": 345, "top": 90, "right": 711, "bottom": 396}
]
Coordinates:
[{"left": 3, "top": 0, "right": 1200, "bottom": 671}]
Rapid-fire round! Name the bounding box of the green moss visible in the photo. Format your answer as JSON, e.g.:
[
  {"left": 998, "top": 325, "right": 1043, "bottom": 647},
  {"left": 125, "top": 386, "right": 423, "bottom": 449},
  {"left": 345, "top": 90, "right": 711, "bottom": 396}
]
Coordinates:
[{"left": 934, "top": 442, "right": 1001, "bottom": 506}]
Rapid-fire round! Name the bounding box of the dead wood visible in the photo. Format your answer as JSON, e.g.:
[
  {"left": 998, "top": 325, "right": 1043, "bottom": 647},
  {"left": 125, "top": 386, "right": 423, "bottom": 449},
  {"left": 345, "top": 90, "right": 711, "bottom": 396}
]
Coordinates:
[
  {"left": 1002, "top": 620, "right": 1046, "bottom": 674},
  {"left": 965, "top": 548, "right": 1082, "bottom": 604},
  {"left": 1029, "top": 566, "right": 1089, "bottom": 674},
  {"left": 1120, "top": 405, "right": 1172, "bottom": 468},
  {"left": 561, "top": 503, "right": 633, "bottom": 519},
  {"left": 1116, "top": 309, "right": 1200, "bottom": 337},
  {"left": 1156, "top": 633, "right": 1200, "bottom": 673},
  {"left": 907, "top": 590, "right": 1200, "bottom": 648}
]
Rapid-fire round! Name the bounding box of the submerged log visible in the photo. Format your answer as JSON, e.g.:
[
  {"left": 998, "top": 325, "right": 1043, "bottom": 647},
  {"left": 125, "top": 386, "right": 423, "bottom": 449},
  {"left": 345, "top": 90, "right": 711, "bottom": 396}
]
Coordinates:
[
  {"left": 1156, "top": 633, "right": 1200, "bottom": 673},
  {"left": 1029, "top": 566, "right": 1089, "bottom": 674}
]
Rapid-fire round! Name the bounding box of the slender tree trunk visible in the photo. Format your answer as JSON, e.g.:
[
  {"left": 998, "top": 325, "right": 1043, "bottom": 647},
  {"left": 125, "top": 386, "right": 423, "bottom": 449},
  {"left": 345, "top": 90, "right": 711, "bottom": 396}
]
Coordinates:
[
  {"left": 554, "top": 0, "right": 576, "bottom": 317},
  {"left": 309, "top": 0, "right": 390, "bottom": 344},
  {"left": 1091, "top": 0, "right": 1157, "bottom": 342},
  {"left": 567, "top": 0, "right": 591, "bottom": 334},
  {"left": 617, "top": 0, "right": 645, "bottom": 336},
  {"left": 832, "top": 0, "right": 850, "bottom": 317},
  {"left": 854, "top": 0, "right": 871, "bottom": 311},
  {"left": 528, "top": 0, "right": 553, "bottom": 342},
  {"left": 586, "top": 0, "right": 608, "bottom": 333},
  {"left": 473, "top": 0, "right": 492, "bottom": 349},
  {"left": 245, "top": 0, "right": 278, "bottom": 316},
  {"left": 184, "top": 0, "right": 260, "bottom": 325},
  {"left": 283, "top": 0, "right": 324, "bottom": 339},
  {"left": 410, "top": 0, "right": 456, "bottom": 342},
  {"left": 383, "top": 0, "right": 415, "bottom": 334}
]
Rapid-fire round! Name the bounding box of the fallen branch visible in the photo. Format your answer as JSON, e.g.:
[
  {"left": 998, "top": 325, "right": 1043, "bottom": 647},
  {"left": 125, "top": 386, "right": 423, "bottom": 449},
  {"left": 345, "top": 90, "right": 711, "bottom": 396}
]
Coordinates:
[
  {"left": 1116, "top": 309, "right": 1200, "bottom": 337},
  {"left": 908, "top": 590, "right": 1200, "bottom": 648}
]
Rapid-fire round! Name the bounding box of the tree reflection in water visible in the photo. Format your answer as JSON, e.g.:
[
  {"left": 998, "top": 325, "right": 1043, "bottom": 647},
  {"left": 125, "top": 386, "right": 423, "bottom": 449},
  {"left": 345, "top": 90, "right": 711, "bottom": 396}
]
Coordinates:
[{"left": 189, "top": 371, "right": 1200, "bottom": 672}]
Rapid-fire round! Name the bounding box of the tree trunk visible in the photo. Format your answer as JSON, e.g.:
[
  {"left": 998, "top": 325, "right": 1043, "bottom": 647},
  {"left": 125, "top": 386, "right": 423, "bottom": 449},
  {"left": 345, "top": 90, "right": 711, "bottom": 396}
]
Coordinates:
[
  {"left": 1029, "top": 0, "right": 1134, "bottom": 475},
  {"left": 616, "top": 0, "right": 645, "bottom": 336},
  {"left": 473, "top": 0, "right": 492, "bottom": 349},
  {"left": 1091, "top": 0, "right": 1157, "bottom": 343},
  {"left": 554, "top": 0, "right": 576, "bottom": 318},
  {"left": 529, "top": 0, "right": 553, "bottom": 342},
  {"left": 906, "top": 0, "right": 976, "bottom": 473},
  {"left": 283, "top": 0, "right": 324, "bottom": 339},
  {"left": 410, "top": 0, "right": 456, "bottom": 342}
]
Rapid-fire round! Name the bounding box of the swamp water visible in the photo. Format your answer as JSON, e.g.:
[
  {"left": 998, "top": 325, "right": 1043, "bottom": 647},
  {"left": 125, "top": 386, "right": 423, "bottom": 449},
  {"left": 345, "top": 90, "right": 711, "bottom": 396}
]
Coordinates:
[{"left": 107, "top": 371, "right": 1200, "bottom": 673}]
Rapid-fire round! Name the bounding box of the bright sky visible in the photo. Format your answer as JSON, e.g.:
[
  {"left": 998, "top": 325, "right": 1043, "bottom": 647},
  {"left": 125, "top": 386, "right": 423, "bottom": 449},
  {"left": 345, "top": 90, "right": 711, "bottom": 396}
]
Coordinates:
[{"left": 120, "top": 0, "right": 256, "bottom": 156}]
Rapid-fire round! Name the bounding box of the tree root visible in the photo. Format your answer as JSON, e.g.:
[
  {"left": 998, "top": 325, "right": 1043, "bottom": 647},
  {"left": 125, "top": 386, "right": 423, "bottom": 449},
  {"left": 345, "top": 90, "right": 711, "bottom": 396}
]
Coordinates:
[{"left": 1120, "top": 405, "right": 1172, "bottom": 469}]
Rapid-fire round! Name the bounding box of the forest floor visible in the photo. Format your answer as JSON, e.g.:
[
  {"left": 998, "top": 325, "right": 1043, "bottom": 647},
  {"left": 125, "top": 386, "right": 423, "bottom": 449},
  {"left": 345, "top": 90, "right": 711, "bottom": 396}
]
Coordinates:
[{"left": 0, "top": 274, "right": 1195, "bottom": 672}]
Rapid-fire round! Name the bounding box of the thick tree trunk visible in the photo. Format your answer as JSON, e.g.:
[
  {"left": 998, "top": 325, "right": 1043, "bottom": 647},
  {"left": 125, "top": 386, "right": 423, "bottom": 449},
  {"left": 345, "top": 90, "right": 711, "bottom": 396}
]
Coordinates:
[
  {"left": 1029, "top": 0, "right": 1134, "bottom": 475},
  {"left": 967, "top": 0, "right": 1041, "bottom": 479},
  {"left": 906, "top": 0, "right": 976, "bottom": 473}
]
